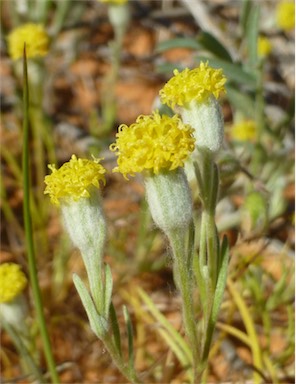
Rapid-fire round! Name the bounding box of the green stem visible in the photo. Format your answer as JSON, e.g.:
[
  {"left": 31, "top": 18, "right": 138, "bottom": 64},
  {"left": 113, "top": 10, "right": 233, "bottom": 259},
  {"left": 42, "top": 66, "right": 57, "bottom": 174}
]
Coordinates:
[
  {"left": 199, "top": 211, "right": 207, "bottom": 271},
  {"left": 102, "top": 336, "right": 141, "bottom": 384},
  {"left": 168, "top": 228, "right": 199, "bottom": 383},
  {"left": 194, "top": 150, "right": 221, "bottom": 378},
  {"left": 199, "top": 150, "right": 220, "bottom": 287},
  {"left": 22, "top": 48, "right": 59, "bottom": 384}
]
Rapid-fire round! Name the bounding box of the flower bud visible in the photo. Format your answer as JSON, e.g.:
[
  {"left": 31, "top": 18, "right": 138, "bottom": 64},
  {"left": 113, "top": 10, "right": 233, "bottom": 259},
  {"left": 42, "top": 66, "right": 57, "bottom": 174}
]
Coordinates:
[
  {"left": 44, "top": 155, "right": 108, "bottom": 315},
  {"left": 180, "top": 96, "right": 224, "bottom": 153},
  {"left": 61, "top": 191, "right": 106, "bottom": 260},
  {"left": 160, "top": 62, "right": 226, "bottom": 154},
  {"left": 145, "top": 168, "right": 193, "bottom": 234}
]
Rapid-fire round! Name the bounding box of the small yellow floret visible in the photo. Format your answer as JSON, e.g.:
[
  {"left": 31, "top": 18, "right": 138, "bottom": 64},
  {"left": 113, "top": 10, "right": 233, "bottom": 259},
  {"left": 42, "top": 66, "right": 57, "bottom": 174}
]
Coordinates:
[
  {"left": 257, "top": 36, "right": 272, "bottom": 57},
  {"left": 110, "top": 112, "right": 195, "bottom": 178},
  {"left": 276, "top": 1, "right": 295, "bottom": 31},
  {"left": 0, "top": 263, "right": 27, "bottom": 303},
  {"left": 7, "top": 23, "right": 49, "bottom": 61},
  {"left": 160, "top": 62, "right": 226, "bottom": 109},
  {"left": 230, "top": 120, "right": 257, "bottom": 142},
  {"left": 100, "top": 0, "right": 128, "bottom": 5},
  {"left": 44, "top": 155, "right": 106, "bottom": 206}
]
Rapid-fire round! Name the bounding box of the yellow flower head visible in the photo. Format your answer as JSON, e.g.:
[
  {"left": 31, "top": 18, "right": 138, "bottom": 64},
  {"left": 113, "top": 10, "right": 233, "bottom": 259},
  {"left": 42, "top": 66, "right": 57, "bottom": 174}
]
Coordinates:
[
  {"left": 7, "top": 23, "right": 49, "bottom": 61},
  {"left": 100, "top": 0, "right": 128, "bottom": 5},
  {"left": 0, "top": 263, "right": 27, "bottom": 303},
  {"left": 110, "top": 112, "right": 195, "bottom": 178},
  {"left": 159, "top": 62, "right": 226, "bottom": 109},
  {"left": 44, "top": 155, "right": 106, "bottom": 206},
  {"left": 257, "top": 36, "right": 272, "bottom": 58},
  {"left": 230, "top": 120, "right": 257, "bottom": 142},
  {"left": 276, "top": 1, "right": 295, "bottom": 31}
]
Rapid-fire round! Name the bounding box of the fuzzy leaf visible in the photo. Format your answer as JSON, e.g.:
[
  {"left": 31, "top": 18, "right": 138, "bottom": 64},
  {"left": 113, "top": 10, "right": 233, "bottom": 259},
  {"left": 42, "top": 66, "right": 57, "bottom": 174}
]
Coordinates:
[
  {"left": 213, "top": 235, "right": 229, "bottom": 321},
  {"left": 104, "top": 264, "right": 113, "bottom": 319},
  {"left": 201, "top": 236, "right": 229, "bottom": 361},
  {"left": 73, "top": 274, "right": 108, "bottom": 338},
  {"left": 110, "top": 303, "right": 122, "bottom": 357}
]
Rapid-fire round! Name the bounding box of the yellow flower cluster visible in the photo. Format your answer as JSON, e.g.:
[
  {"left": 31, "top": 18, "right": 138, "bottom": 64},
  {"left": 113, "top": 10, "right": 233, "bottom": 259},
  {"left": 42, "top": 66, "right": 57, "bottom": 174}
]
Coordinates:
[
  {"left": 276, "top": 1, "right": 295, "bottom": 31},
  {"left": 44, "top": 155, "right": 106, "bottom": 206},
  {"left": 110, "top": 112, "right": 195, "bottom": 178},
  {"left": 160, "top": 62, "right": 226, "bottom": 109},
  {"left": 0, "top": 263, "right": 27, "bottom": 303},
  {"left": 230, "top": 120, "right": 256, "bottom": 142},
  {"left": 7, "top": 23, "right": 49, "bottom": 61},
  {"left": 100, "top": 0, "right": 128, "bottom": 5},
  {"left": 257, "top": 36, "right": 272, "bottom": 58}
]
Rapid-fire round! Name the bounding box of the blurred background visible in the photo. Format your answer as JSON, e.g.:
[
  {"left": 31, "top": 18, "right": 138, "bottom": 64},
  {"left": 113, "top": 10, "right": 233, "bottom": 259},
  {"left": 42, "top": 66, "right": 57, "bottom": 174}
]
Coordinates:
[{"left": 0, "top": 0, "right": 294, "bottom": 383}]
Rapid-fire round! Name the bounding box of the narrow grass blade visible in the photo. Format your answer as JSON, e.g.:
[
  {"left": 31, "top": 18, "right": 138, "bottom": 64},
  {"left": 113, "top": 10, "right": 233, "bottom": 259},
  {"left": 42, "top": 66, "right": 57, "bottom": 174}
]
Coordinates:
[
  {"left": 216, "top": 322, "right": 251, "bottom": 347},
  {"left": 138, "top": 288, "right": 192, "bottom": 365},
  {"left": 123, "top": 305, "right": 135, "bottom": 373},
  {"left": 227, "top": 279, "right": 263, "bottom": 383},
  {"left": 22, "top": 46, "right": 60, "bottom": 384}
]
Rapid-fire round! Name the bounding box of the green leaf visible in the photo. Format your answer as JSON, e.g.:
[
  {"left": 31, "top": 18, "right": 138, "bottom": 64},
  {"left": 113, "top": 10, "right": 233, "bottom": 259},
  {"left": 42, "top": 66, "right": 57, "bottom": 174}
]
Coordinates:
[
  {"left": 110, "top": 303, "right": 122, "bottom": 357},
  {"left": 156, "top": 62, "right": 183, "bottom": 75},
  {"left": 197, "top": 56, "right": 257, "bottom": 87},
  {"left": 226, "top": 86, "right": 255, "bottom": 117},
  {"left": 104, "top": 264, "right": 113, "bottom": 319},
  {"left": 245, "top": 4, "right": 260, "bottom": 67},
  {"left": 201, "top": 236, "right": 229, "bottom": 361},
  {"left": 239, "top": 0, "right": 253, "bottom": 34},
  {"left": 73, "top": 274, "right": 108, "bottom": 338},
  {"left": 155, "top": 37, "right": 202, "bottom": 53},
  {"left": 209, "top": 236, "right": 229, "bottom": 331},
  {"left": 123, "top": 305, "right": 134, "bottom": 372},
  {"left": 198, "top": 31, "right": 232, "bottom": 62}
]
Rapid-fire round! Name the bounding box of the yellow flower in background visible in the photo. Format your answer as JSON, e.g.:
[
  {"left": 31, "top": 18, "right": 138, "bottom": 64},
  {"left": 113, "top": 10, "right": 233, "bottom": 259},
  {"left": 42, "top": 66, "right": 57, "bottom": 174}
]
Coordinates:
[
  {"left": 110, "top": 112, "right": 195, "bottom": 178},
  {"left": 7, "top": 23, "right": 49, "bottom": 60},
  {"left": 160, "top": 62, "right": 226, "bottom": 109},
  {"left": 230, "top": 120, "right": 257, "bottom": 142},
  {"left": 100, "top": 0, "right": 128, "bottom": 5},
  {"left": 258, "top": 36, "right": 272, "bottom": 58},
  {"left": 44, "top": 155, "right": 106, "bottom": 206},
  {"left": 0, "top": 263, "right": 27, "bottom": 303},
  {"left": 276, "top": 1, "right": 295, "bottom": 31}
]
